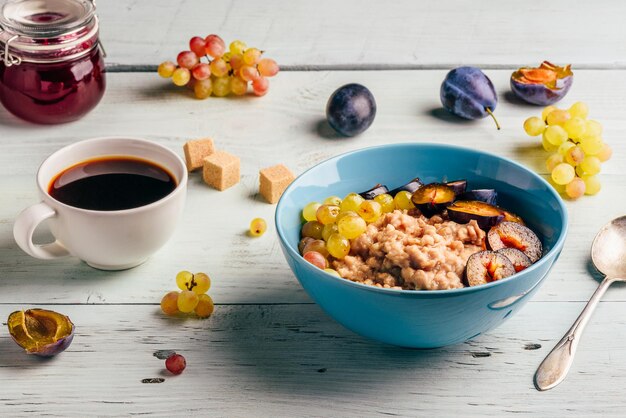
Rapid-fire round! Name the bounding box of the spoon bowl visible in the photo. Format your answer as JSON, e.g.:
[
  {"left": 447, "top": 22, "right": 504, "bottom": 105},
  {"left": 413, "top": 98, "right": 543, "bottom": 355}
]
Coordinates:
[{"left": 591, "top": 216, "right": 626, "bottom": 278}]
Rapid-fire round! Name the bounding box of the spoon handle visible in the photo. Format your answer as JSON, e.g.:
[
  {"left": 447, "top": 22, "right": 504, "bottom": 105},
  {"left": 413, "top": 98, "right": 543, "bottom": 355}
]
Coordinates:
[{"left": 534, "top": 276, "right": 617, "bottom": 391}]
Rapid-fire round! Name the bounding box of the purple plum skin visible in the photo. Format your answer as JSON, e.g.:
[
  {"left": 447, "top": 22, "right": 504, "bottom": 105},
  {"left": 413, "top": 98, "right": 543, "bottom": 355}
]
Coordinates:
[
  {"left": 459, "top": 189, "right": 498, "bottom": 205},
  {"left": 440, "top": 67, "right": 497, "bottom": 120},
  {"left": 30, "top": 333, "right": 74, "bottom": 357},
  {"left": 326, "top": 83, "right": 376, "bottom": 137},
  {"left": 510, "top": 76, "right": 573, "bottom": 105}
]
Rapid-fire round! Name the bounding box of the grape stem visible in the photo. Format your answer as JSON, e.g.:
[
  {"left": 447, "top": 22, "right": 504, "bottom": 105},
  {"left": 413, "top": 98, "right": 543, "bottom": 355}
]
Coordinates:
[
  {"left": 485, "top": 107, "right": 501, "bottom": 130},
  {"left": 187, "top": 274, "right": 197, "bottom": 291}
]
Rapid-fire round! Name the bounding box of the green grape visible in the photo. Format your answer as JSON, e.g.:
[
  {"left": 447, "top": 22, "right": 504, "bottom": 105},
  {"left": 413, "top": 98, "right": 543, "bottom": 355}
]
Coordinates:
[
  {"left": 158, "top": 61, "right": 177, "bottom": 78},
  {"left": 176, "top": 270, "right": 194, "bottom": 291},
  {"left": 172, "top": 68, "right": 191, "bottom": 86},
  {"left": 558, "top": 141, "right": 576, "bottom": 155},
  {"left": 301, "top": 221, "right": 324, "bottom": 239},
  {"left": 212, "top": 76, "right": 230, "bottom": 97},
  {"left": 303, "top": 239, "right": 330, "bottom": 258},
  {"left": 563, "top": 117, "right": 586, "bottom": 140},
  {"left": 596, "top": 143, "right": 613, "bottom": 162},
  {"left": 357, "top": 200, "right": 383, "bottom": 223},
  {"left": 546, "top": 109, "right": 571, "bottom": 126},
  {"left": 546, "top": 153, "right": 564, "bottom": 172},
  {"left": 585, "top": 120, "right": 603, "bottom": 137},
  {"left": 340, "top": 193, "right": 364, "bottom": 213},
  {"left": 579, "top": 156, "right": 601, "bottom": 176},
  {"left": 523, "top": 116, "right": 546, "bottom": 136},
  {"left": 565, "top": 177, "right": 586, "bottom": 199},
  {"left": 336, "top": 211, "right": 356, "bottom": 223},
  {"left": 543, "top": 125, "right": 568, "bottom": 146},
  {"left": 323, "top": 268, "right": 341, "bottom": 277},
  {"left": 249, "top": 218, "right": 267, "bottom": 237},
  {"left": 316, "top": 204, "right": 340, "bottom": 225},
  {"left": 582, "top": 175, "right": 601, "bottom": 195},
  {"left": 374, "top": 193, "right": 395, "bottom": 213},
  {"left": 302, "top": 202, "right": 321, "bottom": 221},
  {"left": 564, "top": 145, "right": 585, "bottom": 166},
  {"left": 323, "top": 196, "right": 342, "bottom": 206},
  {"left": 579, "top": 136, "right": 603, "bottom": 155},
  {"left": 568, "top": 102, "right": 589, "bottom": 119},
  {"left": 541, "top": 105, "right": 556, "bottom": 121},
  {"left": 160, "top": 291, "right": 180, "bottom": 316},
  {"left": 337, "top": 214, "right": 367, "bottom": 239},
  {"left": 394, "top": 191, "right": 415, "bottom": 210},
  {"left": 322, "top": 223, "right": 339, "bottom": 241},
  {"left": 298, "top": 237, "right": 314, "bottom": 254},
  {"left": 177, "top": 290, "right": 199, "bottom": 313},
  {"left": 195, "top": 294, "right": 214, "bottom": 318},
  {"left": 326, "top": 233, "right": 351, "bottom": 259},
  {"left": 542, "top": 135, "right": 558, "bottom": 152},
  {"left": 192, "top": 273, "right": 211, "bottom": 294},
  {"left": 229, "top": 40, "right": 247, "bottom": 55},
  {"left": 551, "top": 163, "right": 575, "bottom": 185}
]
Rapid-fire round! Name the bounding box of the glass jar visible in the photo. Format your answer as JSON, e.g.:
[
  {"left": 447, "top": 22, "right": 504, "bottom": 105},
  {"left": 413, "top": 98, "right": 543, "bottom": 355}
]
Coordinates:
[{"left": 0, "top": 0, "right": 105, "bottom": 124}]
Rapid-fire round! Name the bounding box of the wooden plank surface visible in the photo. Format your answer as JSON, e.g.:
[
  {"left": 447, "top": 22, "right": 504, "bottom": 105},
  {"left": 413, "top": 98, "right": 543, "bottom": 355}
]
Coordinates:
[{"left": 96, "top": 0, "right": 626, "bottom": 69}]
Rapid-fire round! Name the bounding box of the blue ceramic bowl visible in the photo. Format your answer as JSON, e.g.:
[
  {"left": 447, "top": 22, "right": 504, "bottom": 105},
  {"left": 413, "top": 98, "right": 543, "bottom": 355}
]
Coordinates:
[{"left": 276, "top": 143, "right": 568, "bottom": 348}]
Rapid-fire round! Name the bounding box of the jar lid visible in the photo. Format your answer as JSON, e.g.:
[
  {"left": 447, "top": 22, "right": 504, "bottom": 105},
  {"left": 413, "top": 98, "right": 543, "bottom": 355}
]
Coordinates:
[{"left": 0, "top": 0, "right": 95, "bottom": 38}]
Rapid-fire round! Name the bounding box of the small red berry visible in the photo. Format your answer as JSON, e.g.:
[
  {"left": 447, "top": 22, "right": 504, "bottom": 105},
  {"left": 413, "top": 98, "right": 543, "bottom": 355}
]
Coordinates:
[{"left": 165, "top": 353, "right": 186, "bottom": 375}]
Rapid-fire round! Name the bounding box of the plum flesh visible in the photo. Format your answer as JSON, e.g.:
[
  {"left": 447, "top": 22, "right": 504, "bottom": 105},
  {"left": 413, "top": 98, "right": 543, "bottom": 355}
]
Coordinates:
[
  {"left": 496, "top": 248, "right": 532, "bottom": 272},
  {"left": 326, "top": 83, "right": 376, "bottom": 137},
  {"left": 7, "top": 309, "right": 74, "bottom": 357},
  {"left": 465, "top": 250, "right": 515, "bottom": 287},
  {"left": 488, "top": 221, "right": 543, "bottom": 263},
  {"left": 510, "top": 61, "right": 573, "bottom": 105},
  {"left": 411, "top": 183, "right": 456, "bottom": 216}
]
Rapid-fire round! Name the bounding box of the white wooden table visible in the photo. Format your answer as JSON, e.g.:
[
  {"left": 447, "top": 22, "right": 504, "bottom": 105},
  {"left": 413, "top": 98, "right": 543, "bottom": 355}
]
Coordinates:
[{"left": 2, "top": 1, "right": 626, "bottom": 416}]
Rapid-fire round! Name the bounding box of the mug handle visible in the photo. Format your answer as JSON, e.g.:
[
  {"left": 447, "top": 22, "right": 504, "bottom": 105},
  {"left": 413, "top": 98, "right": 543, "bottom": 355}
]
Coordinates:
[{"left": 13, "top": 202, "right": 70, "bottom": 260}]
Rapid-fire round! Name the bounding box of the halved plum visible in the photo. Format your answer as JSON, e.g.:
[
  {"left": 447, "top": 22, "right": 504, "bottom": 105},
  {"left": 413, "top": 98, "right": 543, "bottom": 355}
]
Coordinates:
[
  {"left": 510, "top": 61, "right": 573, "bottom": 105},
  {"left": 459, "top": 189, "right": 497, "bottom": 205},
  {"left": 447, "top": 200, "right": 504, "bottom": 230},
  {"left": 410, "top": 183, "right": 456, "bottom": 216},
  {"left": 7, "top": 309, "right": 75, "bottom": 357},
  {"left": 445, "top": 179, "right": 467, "bottom": 196},
  {"left": 488, "top": 221, "right": 542, "bottom": 263},
  {"left": 389, "top": 177, "right": 423, "bottom": 195},
  {"left": 496, "top": 248, "right": 532, "bottom": 272},
  {"left": 465, "top": 250, "right": 515, "bottom": 287},
  {"left": 502, "top": 210, "right": 525, "bottom": 225},
  {"left": 359, "top": 184, "right": 389, "bottom": 200}
]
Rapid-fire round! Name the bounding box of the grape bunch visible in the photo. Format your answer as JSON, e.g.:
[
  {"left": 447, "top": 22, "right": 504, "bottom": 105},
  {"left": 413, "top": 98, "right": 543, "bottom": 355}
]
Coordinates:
[
  {"left": 157, "top": 34, "right": 279, "bottom": 99},
  {"left": 160, "top": 271, "right": 214, "bottom": 318},
  {"left": 523, "top": 102, "right": 612, "bottom": 199}
]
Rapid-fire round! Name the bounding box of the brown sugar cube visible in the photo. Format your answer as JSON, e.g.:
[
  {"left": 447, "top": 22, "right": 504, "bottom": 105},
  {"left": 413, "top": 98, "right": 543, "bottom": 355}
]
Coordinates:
[
  {"left": 259, "top": 164, "right": 295, "bottom": 204},
  {"left": 183, "top": 138, "right": 215, "bottom": 171},
  {"left": 202, "top": 150, "right": 240, "bottom": 191}
]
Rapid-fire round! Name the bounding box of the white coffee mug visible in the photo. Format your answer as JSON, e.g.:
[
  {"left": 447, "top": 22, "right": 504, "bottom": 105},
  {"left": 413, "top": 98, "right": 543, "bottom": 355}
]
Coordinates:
[{"left": 13, "top": 137, "right": 188, "bottom": 270}]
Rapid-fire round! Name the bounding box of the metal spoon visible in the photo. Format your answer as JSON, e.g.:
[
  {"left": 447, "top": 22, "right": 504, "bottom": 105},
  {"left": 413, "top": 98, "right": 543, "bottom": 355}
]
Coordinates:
[{"left": 534, "top": 215, "right": 626, "bottom": 391}]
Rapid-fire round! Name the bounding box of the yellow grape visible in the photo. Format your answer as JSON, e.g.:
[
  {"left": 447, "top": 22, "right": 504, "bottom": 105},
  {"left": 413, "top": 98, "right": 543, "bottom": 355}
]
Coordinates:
[
  {"left": 548, "top": 177, "right": 566, "bottom": 194},
  {"left": 523, "top": 116, "right": 546, "bottom": 136},
  {"left": 302, "top": 202, "right": 321, "bottom": 221},
  {"left": 563, "top": 117, "right": 586, "bottom": 140},
  {"left": 326, "top": 233, "right": 351, "bottom": 259},
  {"left": 564, "top": 145, "right": 585, "bottom": 166},
  {"left": 394, "top": 191, "right": 415, "bottom": 210},
  {"left": 579, "top": 156, "right": 601, "bottom": 176},
  {"left": 323, "top": 268, "right": 341, "bottom": 277},
  {"left": 171, "top": 68, "right": 191, "bottom": 86},
  {"left": 158, "top": 61, "right": 177, "bottom": 78},
  {"left": 229, "top": 40, "right": 247, "bottom": 55},
  {"left": 585, "top": 120, "right": 603, "bottom": 137},
  {"left": 568, "top": 102, "right": 589, "bottom": 119},
  {"left": 579, "top": 136, "right": 603, "bottom": 155},
  {"left": 212, "top": 76, "right": 230, "bottom": 97},
  {"left": 546, "top": 153, "right": 564, "bottom": 172},
  {"left": 195, "top": 294, "right": 214, "bottom": 318},
  {"left": 160, "top": 291, "right": 180, "bottom": 316},
  {"left": 321, "top": 223, "right": 339, "bottom": 241},
  {"left": 558, "top": 141, "right": 576, "bottom": 155},
  {"left": 194, "top": 79, "right": 212, "bottom": 99},
  {"left": 316, "top": 204, "right": 340, "bottom": 225},
  {"left": 249, "top": 218, "right": 267, "bottom": 237},
  {"left": 596, "top": 143, "right": 613, "bottom": 162},
  {"left": 357, "top": 200, "right": 383, "bottom": 223},
  {"left": 301, "top": 221, "right": 324, "bottom": 239},
  {"left": 551, "top": 163, "right": 575, "bottom": 185},
  {"left": 230, "top": 76, "right": 248, "bottom": 96},
  {"left": 582, "top": 175, "right": 601, "bottom": 195},
  {"left": 243, "top": 48, "right": 262, "bottom": 65},
  {"left": 323, "top": 196, "right": 342, "bottom": 206},
  {"left": 258, "top": 58, "right": 279, "bottom": 77},
  {"left": 340, "top": 193, "right": 364, "bottom": 213},
  {"left": 374, "top": 193, "right": 395, "bottom": 213},
  {"left": 565, "top": 177, "right": 586, "bottom": 199},
  {"left": 541, "top": 105, "right": 557, "bottom": 121},
  {"left": 546, "top": 109, "right": 571, "bottom": 126},
  {"left": 177, "top": 290, "right": 199, "bottom": 313},
  {"left": 192, "top": 273, "right": 211, "bottom": 294},
  {"left": 176, "top": 270, "right": 194, "bottom": 291},
  {"left": 542, "top": 135, "right": 558, "bottom": 152},
  {"left": 337, "top": 214, "right": 367, "bottom": 239},
  {"left": 543, "top": 125, "right": 568, "bottom": 146}
]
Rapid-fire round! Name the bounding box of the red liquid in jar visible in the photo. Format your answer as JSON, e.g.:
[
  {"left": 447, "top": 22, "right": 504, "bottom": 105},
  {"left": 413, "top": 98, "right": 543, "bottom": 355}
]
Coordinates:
[{"left": 0, "top": 46, "right": 106, "bottom": 124}]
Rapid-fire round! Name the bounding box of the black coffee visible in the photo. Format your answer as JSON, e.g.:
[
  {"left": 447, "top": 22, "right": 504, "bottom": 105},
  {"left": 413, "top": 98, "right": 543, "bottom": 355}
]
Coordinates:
[{"left": 49, "top": 157, "right": 177, "bottom": 211}]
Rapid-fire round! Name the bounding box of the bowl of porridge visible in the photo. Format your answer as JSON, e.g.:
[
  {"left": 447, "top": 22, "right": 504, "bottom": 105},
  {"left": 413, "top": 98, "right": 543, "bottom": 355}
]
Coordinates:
[{"left": 276, "top": 143, "right": 568, "bottom": 348}]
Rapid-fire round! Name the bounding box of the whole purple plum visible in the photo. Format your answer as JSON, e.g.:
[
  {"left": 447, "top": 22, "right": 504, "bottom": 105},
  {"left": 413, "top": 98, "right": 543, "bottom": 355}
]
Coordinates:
[
  {"left": 326, "top": 83, "right": 376, "bottom": 137},
  {"left": 440, "top": 66, "right": 500, "bottom": 129},
  {"left": 511, "top": 61, "right": 573, "bottom": 105}
]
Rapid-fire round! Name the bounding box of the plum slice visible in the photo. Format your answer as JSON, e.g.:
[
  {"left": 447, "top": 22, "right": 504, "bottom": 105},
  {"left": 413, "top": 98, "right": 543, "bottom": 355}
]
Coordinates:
[
  {"left": 465, "top": 250, "right": 515, "bottom": 287},
  {"left": 502, "top": 210, "right": 525, "bottom": 225},
  {"left": 445, "top": 179, "right": 467, "bottom": 196},
  {"left": 410, "top": 183, "right": 456, "bottom": 216},
  {"left": 510, "top": 61, "right": 573, "bottom": 105},
  {"left": 447, "top": 200, "right": 504, "bottom": 230},
  {"left": 459, "top": 189, "right": 497, "bottom": 205},
  {"left": 496, "top": 248, "right": 532, "bottom": 272},
  {"left": 389, "top": 177, "right": 423, "bottom": 195},
  {"left": 358, "top": 184, "right": 389, "bottom": 200},
  {"left": 7, "top": 309, "right": 75, "bottom": 357},
  {"left": 488, "top": 221, "right": 542, "bottom": 263}
]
